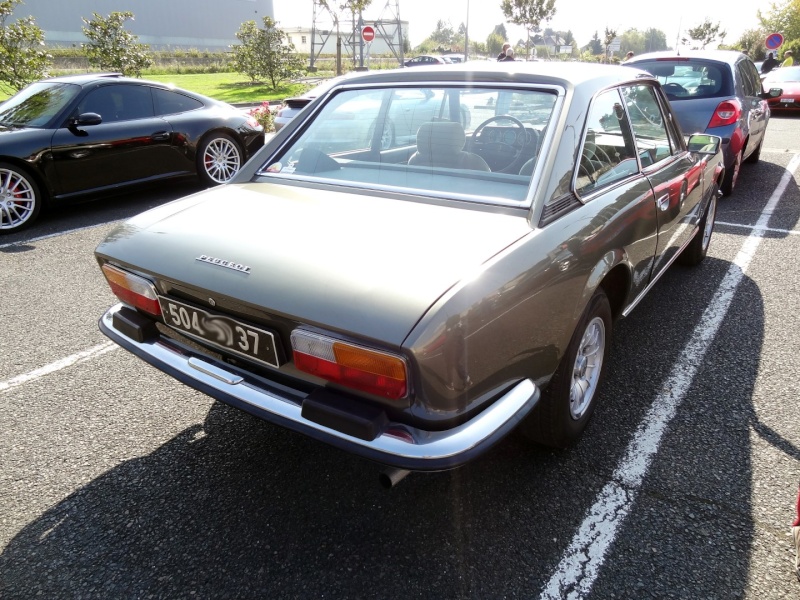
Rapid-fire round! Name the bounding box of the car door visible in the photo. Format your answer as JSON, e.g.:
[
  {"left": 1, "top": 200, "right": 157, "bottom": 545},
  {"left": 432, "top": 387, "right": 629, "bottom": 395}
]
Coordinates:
[
  {"left": 622, "top": 83, "right": 705, "bottom": 277},
  {"left": 737, "top": 58, "right": 768, "bottom": 157},
  {"left": 50, "top": 83, "right": 175, "bottom": 196}
]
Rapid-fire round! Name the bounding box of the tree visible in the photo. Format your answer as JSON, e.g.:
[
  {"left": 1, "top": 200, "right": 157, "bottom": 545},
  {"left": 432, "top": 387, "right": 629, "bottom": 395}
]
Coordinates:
[
  {"left": 318, "top": 0, "right": 373, "bottom": 14},
  {"left": 603, "top": 27, "right": 617, "bottom": 61},
  {"left": 685, "top": 18, "right": 726, "bottom": 49},
  {"left": 759, "top": 0, "right": 800, "bottom": 42},
  {"left": 585, "top": 31, "right": 603, "bottom": 55},
  {"left": 642, "top": 27, "right": 668, "bottom": 52},
  {"left": 501, "top": 0, "right": 557, "bottom": 58},
  {"left": 231, "top": 16, "right": 304, "bottom": 90},
  {"left": 81, "top": 11, "right": 153, "bottom": 77},
  {"left": 486, "top": 31, "right": 505, "bottom": 56},
  {"left": 429, "top": 19, "right": 455, "bottom": 45},
  {"left": 735, "top": 28, "right": 770, "bottom": 59},
  {"left": 0, "top": 0, "right": 50, "bottom": 93},
  {"left": 492, "top": 24, "right": 508, "bottom": 40}
]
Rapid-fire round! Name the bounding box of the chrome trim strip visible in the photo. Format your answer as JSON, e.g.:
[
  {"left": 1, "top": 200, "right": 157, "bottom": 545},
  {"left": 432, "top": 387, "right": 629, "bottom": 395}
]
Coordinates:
[
  {"left": 188, "top": 357, "right": 244, "bottom": 385},
  {"left": 101, "top": 304, "right": 537, "bottom": 464}
]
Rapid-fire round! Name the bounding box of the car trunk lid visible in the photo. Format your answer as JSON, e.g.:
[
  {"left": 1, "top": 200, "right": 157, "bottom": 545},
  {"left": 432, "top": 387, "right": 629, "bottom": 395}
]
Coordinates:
[{"left": 97, "top": 182, "right": 533, "bottom": 345}]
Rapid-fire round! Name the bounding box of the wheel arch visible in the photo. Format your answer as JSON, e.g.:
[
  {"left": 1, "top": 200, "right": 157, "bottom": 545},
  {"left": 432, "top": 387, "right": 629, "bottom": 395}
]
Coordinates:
[{"left": 0, "top": 156, "right": 52, "bottom": 204}]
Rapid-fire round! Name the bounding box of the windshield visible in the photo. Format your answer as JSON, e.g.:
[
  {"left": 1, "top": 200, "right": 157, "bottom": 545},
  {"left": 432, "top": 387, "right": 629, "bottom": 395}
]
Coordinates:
[
  {"left": 0, "top": 82, "right": 81, "bottom": 127},
  {"left": 258, "top": 85, "right": 559, "bottom": 205}
]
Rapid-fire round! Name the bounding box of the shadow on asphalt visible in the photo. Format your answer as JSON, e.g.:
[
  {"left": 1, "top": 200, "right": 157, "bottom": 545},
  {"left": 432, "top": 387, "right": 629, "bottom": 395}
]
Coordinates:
[
  {"left": 0, "top": 179, "right": 206, "bottom": 251},
  {"left": 0, "top": 255, "right": 765, "bottom": 598}
]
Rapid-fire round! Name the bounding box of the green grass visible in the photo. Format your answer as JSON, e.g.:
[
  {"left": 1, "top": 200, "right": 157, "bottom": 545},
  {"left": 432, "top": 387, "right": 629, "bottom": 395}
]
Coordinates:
[
  {"left": 144, "top": 73, "right": 311, "bottom": 103},
  {"left": 0, "top": 72, "right": 322, "bottom": 104}
]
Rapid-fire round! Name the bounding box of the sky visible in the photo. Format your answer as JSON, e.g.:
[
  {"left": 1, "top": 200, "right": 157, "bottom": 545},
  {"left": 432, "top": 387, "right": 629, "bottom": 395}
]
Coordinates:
[{"left": 273, "top": 0, "right": 763, "bottom": 50}]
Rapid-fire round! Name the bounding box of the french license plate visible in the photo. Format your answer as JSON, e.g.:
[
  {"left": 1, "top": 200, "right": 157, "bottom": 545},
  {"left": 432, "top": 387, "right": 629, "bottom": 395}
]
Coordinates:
[
  {"left": 159, "top": 297, "right": 282, "bottom": 368},
  {"left": 781, "top": 97, "right": 795, "bottom": 104}
]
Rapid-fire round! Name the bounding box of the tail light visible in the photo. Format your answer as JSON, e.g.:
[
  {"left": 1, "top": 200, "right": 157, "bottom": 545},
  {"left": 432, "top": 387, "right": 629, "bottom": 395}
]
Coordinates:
[
  {"left": 101, "top": 264, "right": 161, "bottom": 316},
  {"left": 291, "top": 330, "right": 408, "bottom": 400},
  {"left": 707, "top": 99, "right": 742, "bottom": 128}
]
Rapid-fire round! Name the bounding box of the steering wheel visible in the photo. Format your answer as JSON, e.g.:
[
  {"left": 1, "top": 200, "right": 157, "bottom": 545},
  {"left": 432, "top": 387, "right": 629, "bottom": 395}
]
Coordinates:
[
  {"left": 662, "top": 82, "right": 687, "bottom": 95},
  {"left": 469, "top": 115, "right": 527, "bottom": 171}
]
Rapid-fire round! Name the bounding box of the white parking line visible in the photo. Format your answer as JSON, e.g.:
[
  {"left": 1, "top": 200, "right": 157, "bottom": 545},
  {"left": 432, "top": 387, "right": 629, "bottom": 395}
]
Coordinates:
[
  {"left": 716, "top": 221, "right": 800, "bottom": 236},
  {"left": 0, "top": 342, "right": 117, "bottom": 394},
  {"left": 539, "top": 152, "right": 800, "bottom": 599}
]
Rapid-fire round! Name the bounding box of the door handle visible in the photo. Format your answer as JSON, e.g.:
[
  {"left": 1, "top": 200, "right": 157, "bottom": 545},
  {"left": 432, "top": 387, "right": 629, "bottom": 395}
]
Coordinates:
[
  {"left": 151, "top": 131, "right": 170, "bottom": 141},
  {"left": 657, "top": 193, "right": 670, "bottom": 211}
]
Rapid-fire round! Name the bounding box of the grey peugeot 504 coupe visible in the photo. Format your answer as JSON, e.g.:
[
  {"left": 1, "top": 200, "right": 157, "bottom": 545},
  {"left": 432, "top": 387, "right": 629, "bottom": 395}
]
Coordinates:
[{"left": 96, "top": 62, "right": 723, "bottom": 482}]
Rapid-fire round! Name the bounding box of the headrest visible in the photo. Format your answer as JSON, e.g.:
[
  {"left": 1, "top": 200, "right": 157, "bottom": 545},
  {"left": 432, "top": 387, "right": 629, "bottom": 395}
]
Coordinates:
[{"left": 415, "top": 121, "right": 466, "bottom": 156}]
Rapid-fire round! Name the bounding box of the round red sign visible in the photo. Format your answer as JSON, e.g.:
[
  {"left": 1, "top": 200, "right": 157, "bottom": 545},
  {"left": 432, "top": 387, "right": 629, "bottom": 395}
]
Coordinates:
[{"left": 361, "top": 25, "right": 375, "bottom": 42}]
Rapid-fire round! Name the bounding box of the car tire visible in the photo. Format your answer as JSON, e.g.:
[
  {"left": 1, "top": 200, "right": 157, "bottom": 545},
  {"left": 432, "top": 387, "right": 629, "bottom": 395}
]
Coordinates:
[
  {"left": 519, "top": 288, "right": 612, "bottom": 448},
  {"left": 744, "top": 138, "right": 763, "bottom": 164},
  {"left": 679, "top": 183, "right": 718, "bottom": 266},
  {"left": 367, "top": 120, "right": 395, "bottom": 150},
  {"left": 197, "top": 132, "right": 243, "bottom": 185},
  {"left": 0, "top": 162, "right": 42, "bottom": 233},
  {"left": 720, "top": 149, "right": 742, "bottom": 196}
]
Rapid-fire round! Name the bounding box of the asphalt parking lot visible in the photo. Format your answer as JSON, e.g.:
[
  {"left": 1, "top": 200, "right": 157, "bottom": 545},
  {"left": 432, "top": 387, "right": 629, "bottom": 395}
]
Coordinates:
[{"left": 2, "top": 116, "right": 800, "bottom": 599}]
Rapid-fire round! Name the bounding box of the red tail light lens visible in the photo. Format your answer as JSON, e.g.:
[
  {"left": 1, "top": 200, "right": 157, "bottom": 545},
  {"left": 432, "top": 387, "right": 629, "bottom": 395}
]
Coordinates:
[
  {"left": 707, "top": 99, "right": 742, "bottom": 128},
  {"left": 291, "top": 330, "right": 408, "bottom": 400},
  {"left": 101, "top": 264, "right": 161, "bottom": 316}
]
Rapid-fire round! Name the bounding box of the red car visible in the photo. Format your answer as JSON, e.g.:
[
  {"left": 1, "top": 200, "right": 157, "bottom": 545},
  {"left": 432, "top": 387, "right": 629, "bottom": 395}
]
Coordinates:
[{"left": 763, "top": 66, "right": 800, "bottom": 112}]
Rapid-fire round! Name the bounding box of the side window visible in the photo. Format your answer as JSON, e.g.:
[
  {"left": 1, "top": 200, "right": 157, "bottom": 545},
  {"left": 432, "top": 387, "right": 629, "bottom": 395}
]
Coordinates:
[
  {"left": 622, "top": 84, "right": 674, "bottom": 167},
  {"left": 575, "top": 88, "right": 638, "bottom": 196},
  {"left": 153, "top": 88, "right": 204, "bottom": 115},
  {"left": 77, "top": 84, "right": 154, "bottom": 123},
  {"left": 739, "top": 61, "right": 761, "bottom": 96}
]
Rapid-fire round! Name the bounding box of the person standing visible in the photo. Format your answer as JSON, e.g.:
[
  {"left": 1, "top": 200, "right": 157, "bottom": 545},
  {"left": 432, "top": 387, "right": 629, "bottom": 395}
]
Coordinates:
[
  {"left": 762, "top": 52, "right": 779, "bottom": 74},
  {"left": 623, "top": 51, "right": 634, "bottom": 62},
  {"left": 497, "top": 43, "right": 511, "bottom": 61},
  {"left": 501, "top": 47, "right": 516, "bottom": 62},
  {"left": 782, "top": 50, "right": 794, "bottom": 67}
]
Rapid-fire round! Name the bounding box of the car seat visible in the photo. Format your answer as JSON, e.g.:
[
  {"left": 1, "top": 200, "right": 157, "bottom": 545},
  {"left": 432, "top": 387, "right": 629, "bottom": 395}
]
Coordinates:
[{"left": 408, "top": 121, "right": 491, "bottom": 171}]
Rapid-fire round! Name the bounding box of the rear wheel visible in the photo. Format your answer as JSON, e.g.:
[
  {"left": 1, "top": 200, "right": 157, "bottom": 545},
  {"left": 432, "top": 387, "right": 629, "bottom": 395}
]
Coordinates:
[
  {"left": 519, "top": 288, "right": 612, "bottom": 448},
  {"left": 744, "top": 138, "right": 763, "bottom": 164},
  {"left": 720, "top": 149, "right": 742, "bottom": 196},
  {"left": 197, "top": 133, "right": 242, "bottom": 185},
  {"left": 0, "top": 163, "right": 42, "bottom": 233},
  {"left": 679, "top": 183, "right": 718, "bottom": 266}
]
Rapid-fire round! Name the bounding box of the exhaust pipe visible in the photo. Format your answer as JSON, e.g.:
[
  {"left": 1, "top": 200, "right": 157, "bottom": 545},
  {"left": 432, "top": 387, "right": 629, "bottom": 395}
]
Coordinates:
[{"left": 379, "top": 467, "right": 411, "bottom": 489}]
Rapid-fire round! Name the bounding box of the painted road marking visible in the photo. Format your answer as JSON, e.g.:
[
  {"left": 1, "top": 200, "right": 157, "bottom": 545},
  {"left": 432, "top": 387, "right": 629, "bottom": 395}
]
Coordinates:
[
  {"left": 0, "top": 342, "right": 117, "bottom": 394},
  {"left": 540, "top": 153, "right": 800, "bottom": 599}
]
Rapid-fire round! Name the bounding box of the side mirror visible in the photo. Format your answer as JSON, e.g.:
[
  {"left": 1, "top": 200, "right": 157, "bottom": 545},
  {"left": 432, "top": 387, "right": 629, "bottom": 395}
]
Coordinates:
[
  {"left": 70, "top": 112, "right": 102, "bottom": 127},
  {"left": 687, "top": 133, "right": 721, "bottom": 154}
]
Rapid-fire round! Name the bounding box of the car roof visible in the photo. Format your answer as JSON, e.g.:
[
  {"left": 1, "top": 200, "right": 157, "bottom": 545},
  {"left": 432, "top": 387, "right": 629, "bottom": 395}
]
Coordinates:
[
  {"left": 626, "top": 50, "right": 748, "bottom": 66},
  {"left": 39, "top": 72, "right": 217, "bottom": 103},
  {"left": 332, "top": 61, "right": 654, "bottom": 92}
]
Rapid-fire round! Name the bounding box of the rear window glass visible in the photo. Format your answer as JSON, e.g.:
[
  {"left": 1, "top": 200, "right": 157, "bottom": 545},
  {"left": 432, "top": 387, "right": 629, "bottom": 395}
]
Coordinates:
[
  {"left": 628, "top": 60, "right": 732, "bottom": 100},
  {"left": 256, "top": 85, "right": 560, "bottom": 206}
]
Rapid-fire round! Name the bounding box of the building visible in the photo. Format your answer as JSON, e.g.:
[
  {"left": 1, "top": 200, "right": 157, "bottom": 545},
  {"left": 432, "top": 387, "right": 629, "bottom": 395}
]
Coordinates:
[{"left": 12, "top": 0, "right": 275, "bottom": 50}]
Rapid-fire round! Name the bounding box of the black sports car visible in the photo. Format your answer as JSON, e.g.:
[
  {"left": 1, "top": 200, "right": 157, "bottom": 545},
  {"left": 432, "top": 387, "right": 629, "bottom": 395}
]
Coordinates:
[{"left": 0, "top": 73, "right": 264, "bottom": 233}]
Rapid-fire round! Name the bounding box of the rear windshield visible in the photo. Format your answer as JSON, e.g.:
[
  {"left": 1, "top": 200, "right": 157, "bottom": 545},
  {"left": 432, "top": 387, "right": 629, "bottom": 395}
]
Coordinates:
[
  {"left": 257, "top": 85, "right": 559, "bottom": 205},
  {"left": 627, "top": 60, "right": 733, "bottom": 100}
]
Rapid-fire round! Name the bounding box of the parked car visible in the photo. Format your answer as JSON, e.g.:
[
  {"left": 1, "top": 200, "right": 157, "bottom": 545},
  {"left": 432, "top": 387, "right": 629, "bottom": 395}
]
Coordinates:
[
  {"left": 762, "top": 66, "right": 800, "bottom": 112},
  {"left": 624, "top": 50, "right": 778, "bottom": 196},
  {"left": 96, "top": 63, "right": 722, "bottom": 482},
  {"left": 404, "top": 55, "right": 449, "bottom": 67},
  {"left": 273, "top": 74, "right": 352, "bottom": 132},
  {"left": 0, "top": 73, "right": 264, "bottom": 233}
]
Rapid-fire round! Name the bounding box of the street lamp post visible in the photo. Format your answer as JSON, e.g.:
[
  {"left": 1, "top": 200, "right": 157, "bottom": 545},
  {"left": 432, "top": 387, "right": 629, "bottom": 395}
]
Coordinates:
[{"left": 464, "top": 0, "right": 469, "bottom": 61}]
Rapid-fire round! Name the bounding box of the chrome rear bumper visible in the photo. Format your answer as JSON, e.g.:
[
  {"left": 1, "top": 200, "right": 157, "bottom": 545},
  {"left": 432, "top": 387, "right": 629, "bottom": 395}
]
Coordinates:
[{"left": 100, "top": 303, "right": 539, "bottom": 470}]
